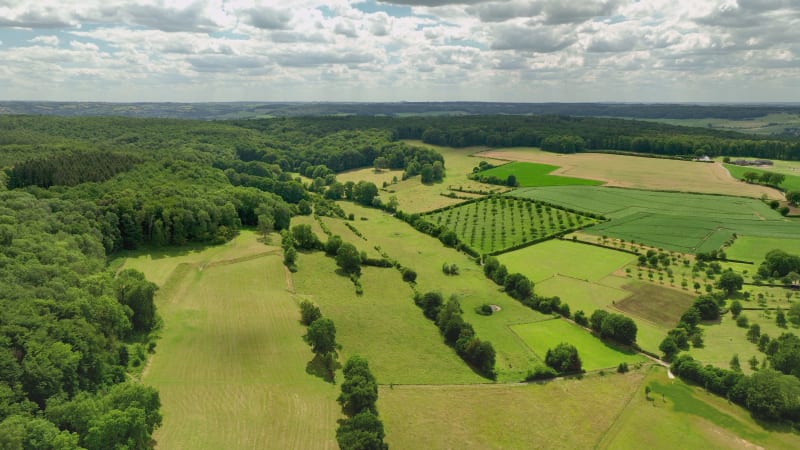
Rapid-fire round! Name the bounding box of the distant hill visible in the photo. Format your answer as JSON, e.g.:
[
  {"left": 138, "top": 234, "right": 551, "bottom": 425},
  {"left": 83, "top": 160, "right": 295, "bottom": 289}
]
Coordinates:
[{"left": 2, "top": 101, "right": 800, "bottom": 121}]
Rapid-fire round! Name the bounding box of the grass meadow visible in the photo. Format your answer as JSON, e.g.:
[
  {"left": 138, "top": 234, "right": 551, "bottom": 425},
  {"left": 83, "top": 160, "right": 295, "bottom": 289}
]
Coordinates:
[
  {"left": 292, "top": 252, "right": 485, "bottom": 385},
  {"left": 511, "top": 319, "right": 646, "bottom": 371},
  {"left": 126, "top": 232, "right": 340, "bottom": 450},
  {"left": 477, "top": 161, "right": 602, "bottom": 187},
  {"left": 480, "top": 147, "right": 779, "bottom": 198},
  {"left": 726, "top": 235, "right": 800, "bottom": 263},
  {"left": 424, "top": 197, "right": 598, "bottom": 254},
  {"left": 498, "top": 239, "right": 636, "bottom": 282},
  {"left": 597, "top": 366, "right": 800, "bottom": 450},
  {"left": 614, "top": 282, "right": 696, "bottom": 329},
  {"left": 511, "top": 186, "right": 800, "bottom": 253},
  {"left": 378, "top": 369, "right": 647, "bottom": 449},
  {"left": 724, "top": 163, "right": 800, "bottom": 192},
  {"left": 326, "top": 203, "right": 552, "bottom": 381}
]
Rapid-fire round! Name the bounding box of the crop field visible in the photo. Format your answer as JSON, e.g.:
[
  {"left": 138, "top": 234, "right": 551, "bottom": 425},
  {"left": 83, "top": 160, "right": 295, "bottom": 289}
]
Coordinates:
[
  {"left": 476, "top": 161, "right": 602, "bottom": 187},
  {"left": 597, "top": 366, "right": 800, "bottom": 450},
  {"left": 479, "top": 147, "right": 780, "bottom": 198},
  {"left": 511, "top": 319, "right": 646, "bottom": 371},
  {"left": 641, "top": 113, "right": 800, "bottom": 136},
  {"left": 724, "top": 163, "right": 800, "bottom": 192},
  {"left": 379, "top": 370, "right": 647, "bottom": 449},
  {"left": 325, "top": 203, "right": 551, "bottom": 381},
  {"left": 423, "top": 196, "right": 599, "bottom": 254},
  {"left": 614, "top": 282, "right": 696, "bottom": 328},
  {"left": 129, "top": 232, "right": 340, "bottom": 450},
  {"left": 293, "top": 252, "right": 484, "bottom": 385},
  {"left": 498, "top": 239, "right": 636, "bottom": 282},
  {"left": 726, "top": 236, "right": 800, "bottom": 262},
  {"left": 511, "top": 186, "right": 800, "bottom": 253}
]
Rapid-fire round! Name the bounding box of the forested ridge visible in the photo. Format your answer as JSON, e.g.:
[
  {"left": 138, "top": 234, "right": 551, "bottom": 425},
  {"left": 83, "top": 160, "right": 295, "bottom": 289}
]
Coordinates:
[{"left": 2, "top": 114, "right": 800, "bottom": 448}]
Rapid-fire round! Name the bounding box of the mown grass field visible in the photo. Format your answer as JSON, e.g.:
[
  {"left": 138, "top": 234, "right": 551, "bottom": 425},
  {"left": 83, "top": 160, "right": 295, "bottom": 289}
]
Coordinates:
[
  {"left": 724, "top": 163, "right": 800, "bottom": 192},
  {"left": 598, "top": 366, "right": 800, "bottom": 449},
  {"left": 378, "top": 369, "right": 647, "bottom": 449},
  {"left": 480, "top": 147, "right": 780, "bottom": 198},
  {"left": 498, "top": 239, "right": 636, "bottom": 282},
  {"left": 511, "top": 186, "right": 800, "bottom": 253},
  {"left": 326, "top": 203, "right": 551, "bottom": 381},
  {"left": 726, "top": 235, "right": 800, "bottom": 263},
  {"left": 424, "top": 197, "right": 598, "bottom": 254},
  {"left": 511, "top": 319, "right": 645, "bottom": 371},
  {"left": 476, "top": 161, "right": 602, "bottom": 187},
  {"left": 293, "top": 252, "right": 484, "bottom": 385},
  {"left": 124, "top": 232, "right": 340, "bottom": 450}
]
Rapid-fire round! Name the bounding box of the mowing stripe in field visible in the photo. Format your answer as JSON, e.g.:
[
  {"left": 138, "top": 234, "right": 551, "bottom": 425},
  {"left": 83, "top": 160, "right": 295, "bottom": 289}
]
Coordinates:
[
  {"left": 476, "top": 161, "right": 603, "bottom": 187},
  {"left": 510, "top": 319, "right": 645, "bottom": 371}
]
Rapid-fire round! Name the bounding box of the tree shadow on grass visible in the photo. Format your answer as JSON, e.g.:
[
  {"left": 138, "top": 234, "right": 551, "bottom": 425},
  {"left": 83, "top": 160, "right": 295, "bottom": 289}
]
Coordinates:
[{"left": 306, "top": 353, "right": 341, "bottom": 384}]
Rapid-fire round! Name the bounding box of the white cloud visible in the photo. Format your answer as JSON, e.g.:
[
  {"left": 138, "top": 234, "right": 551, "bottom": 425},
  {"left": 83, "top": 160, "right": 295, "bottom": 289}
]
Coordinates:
[{"left": 0, "top": 0, "right": 797, "bottom": 101}]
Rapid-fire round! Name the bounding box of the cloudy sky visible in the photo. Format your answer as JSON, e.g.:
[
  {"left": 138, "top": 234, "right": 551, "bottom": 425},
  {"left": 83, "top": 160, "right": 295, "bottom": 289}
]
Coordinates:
[{"left": 0, "top": 0, "right": 798, "bottom": 102}]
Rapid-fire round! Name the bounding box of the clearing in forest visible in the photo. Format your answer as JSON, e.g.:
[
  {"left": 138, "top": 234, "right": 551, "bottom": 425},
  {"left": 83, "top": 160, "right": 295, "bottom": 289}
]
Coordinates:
[
  {"left": 423, "top": 196, "right": 599, "bottom": 254},
  {"left": 128, "top": 232, "right": 340, "bottom": 450},
  {"left": 511, "top": 186, "right": 800, "bottom": 253},
  {"left": 511, "top": 319, "right": 645, "bottom": 371},
  {"left": 479, "top": 147, "right": 781, "bottom": 198},
  {"left": 475, "top": 161, "right": 602, "bottom": 187}
]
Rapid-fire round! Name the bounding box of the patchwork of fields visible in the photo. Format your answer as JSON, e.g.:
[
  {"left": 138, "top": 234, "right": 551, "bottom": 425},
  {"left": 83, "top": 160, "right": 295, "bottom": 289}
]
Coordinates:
[{"left": 510, "top": 186, "right": 800, "bottom": 253}]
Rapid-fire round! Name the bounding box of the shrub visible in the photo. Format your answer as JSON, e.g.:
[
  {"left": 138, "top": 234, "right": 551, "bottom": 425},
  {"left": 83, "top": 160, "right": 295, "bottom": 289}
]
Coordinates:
[
  {"left": 402, "top": 267, "right": 417, "bottom": 283},
  {"left": 475, "top": 304, "right": 493, "bottom": 316}
]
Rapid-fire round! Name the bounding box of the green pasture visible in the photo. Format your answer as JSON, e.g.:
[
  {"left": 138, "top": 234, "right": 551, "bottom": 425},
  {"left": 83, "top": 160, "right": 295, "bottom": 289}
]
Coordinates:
[
  {"left": 424, "top": 196, "right": 598, "bottom": 254},
  {"left": 724, "top": 163, "right": 800, "bottom": 192},
  {"left": 379, "top": 369, "right": 647, "bottom": 449},
  {"left": 328, "top": 203, "right": 551, "bottom": 381},
  {"left": 498, "top": 239, "right": 636, "bottom": 283},
  {"left": 726, "top": 235, "right": 800, "bottom": 263},
  {"left": 535, "top": 275, "right": 629, "bottom": 313},
  {"left": 511, "top": 186, "right": 800, "bottom": 253},
  {"left": 511, "top": 319, "right": 645, "bottom": 371},
  {"left": 598, "top": 366, "right": 800, "bottom": 450},
  {"left": 134, "top": 233, "right": 340, "bottom": 450},
  {"left": 477, "top": 161, "right": 602, "bottom": 187},
  {"left": 293, "top": 252, "right": 484, "bottom": 385},
  {"left": 689, "top": 311, "right": 800, "bottom": 374}
]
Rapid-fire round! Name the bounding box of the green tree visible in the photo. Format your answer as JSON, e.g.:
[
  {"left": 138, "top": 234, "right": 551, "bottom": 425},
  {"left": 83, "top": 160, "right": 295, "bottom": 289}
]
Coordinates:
[
  {"left": 291, "top": 224, "right": 320, "bottom": 250},
  {"left": 338, "top": 356, "right": 378, "bottom": 416},
  {"left": 353, "top": 181, "right": 379, "bottom": 206},
  {"left": 299, "top": 300, "right": 322, "bottom": 326},
  {"left": 746, "top": 323, "right": 761, "bottom": 343},
  {"left": 730, "top": 300, "right": 743, "bottom": 317},
  {"left": 659, "top": 336, "right": 679, "bottom": 360},
  {"left": 325, "top": 235, "right": 343, "bottom": 256},
  {"left": 717, "top": 271, "right": 743, "bottom": 297},
  {"left": 730, "top": 354, "right": 741, "bottom": 372},
  {"left": 693, "top": 295, "right": 720, "bottom": 320},
  {"left": 373, "top": 156, "right": 389, "bottom": 171},
  {"left": 544, "top": 343, "right": 582, "bottom": 373},
  {"left": 776, "top": 308, "right": 787, "bottom": 328},
  {"left": 304, "top": 318, "right": 337, "bottom": 356},
  {"left": 335, "top": 411, "right": 388, "bottom": 450},
  {"left": 788, "top": 302, "right": 800, "bottom": 326},
  {"left": 114, "top": 269, "right": 157, "bottom": 333},
  {"left": 336, "top": 243, "right": 362, "bottom": 274},
  {"left": 787, "top": 190, "right": 800, "bottom": 206}
]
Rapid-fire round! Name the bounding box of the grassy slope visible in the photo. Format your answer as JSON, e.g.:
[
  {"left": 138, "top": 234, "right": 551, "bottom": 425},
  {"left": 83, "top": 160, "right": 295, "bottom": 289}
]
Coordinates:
[
  {"left": 477, "top": 161, "right": 602, "bottom": 186},
  {"left": 379, "top": 370, "right": 647, "bottom": 449},
  {"left": 480, "top": 147, "right": 780, "bottom": 198},
  {"left": 598, "top": 366, "right": 800, "bottom": 449},
  {"left": 726, "top": 235, "right": 800, "bottom": 262},
  {"left": 124, "top": 232, "right": 340, "bottom": 450},
  {"left": 724, "top": 163, "right": 800, "bottom": 192},
  {"left": 511, "top": 319, "right": 645, "bottom": 371},
  {"left": 511, "top": 186, "right": 800, "bottom": 253},
  {"left": 330, "top": 202, "right": 551, "bottom": 382},
  {"left": 292, "top": 252, "right": 484, "bottom": 385}
]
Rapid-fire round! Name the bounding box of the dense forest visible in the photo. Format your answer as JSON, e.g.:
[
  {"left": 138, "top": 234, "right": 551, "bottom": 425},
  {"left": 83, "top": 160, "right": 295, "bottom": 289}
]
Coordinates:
[{"left": 2, "top": 113, "right": 800, "bottom": 447}]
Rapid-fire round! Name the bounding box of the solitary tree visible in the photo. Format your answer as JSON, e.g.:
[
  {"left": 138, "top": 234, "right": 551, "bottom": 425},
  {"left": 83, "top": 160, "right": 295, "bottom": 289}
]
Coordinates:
[
  {"left": 544, "top": 343, "right": 582, "bottom": 373},
  {"left": 717, "top": 271, "right": 744, "bottom": 297},
  {"left": 336, "top": 243, "right": 362, "bottom": 274}
]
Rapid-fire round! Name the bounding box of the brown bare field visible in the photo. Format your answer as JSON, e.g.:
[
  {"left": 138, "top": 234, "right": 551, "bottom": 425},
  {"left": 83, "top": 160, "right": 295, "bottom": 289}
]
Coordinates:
[
  {"left": 614, "top": 282, "right": 696, "bottom": 328},
  {"left": 479, "top": 148, "right": 781, "bottom": 199}
]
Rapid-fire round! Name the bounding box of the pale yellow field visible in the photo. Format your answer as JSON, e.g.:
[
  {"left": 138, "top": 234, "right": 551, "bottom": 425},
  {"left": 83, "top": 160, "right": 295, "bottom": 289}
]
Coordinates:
[
  {"left": 480, "top": 148, "right": 781, "bottom": 199},
  {"left": 126, "top": 232, "right": 340, "bottom": 450}
]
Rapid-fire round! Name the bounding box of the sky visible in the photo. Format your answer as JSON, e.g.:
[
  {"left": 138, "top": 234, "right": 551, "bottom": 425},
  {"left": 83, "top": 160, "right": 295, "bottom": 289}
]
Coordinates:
[{"left": 0, "top": 0, "right": 798, "bottom": 103}]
